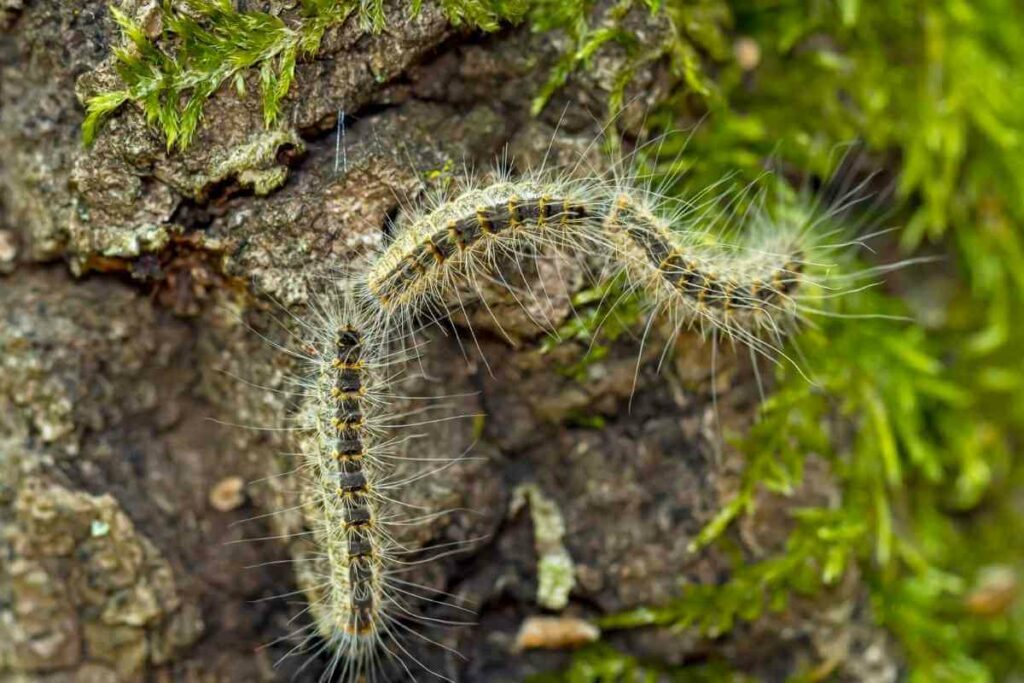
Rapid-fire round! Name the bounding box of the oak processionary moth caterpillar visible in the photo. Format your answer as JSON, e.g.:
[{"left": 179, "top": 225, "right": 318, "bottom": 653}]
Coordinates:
[
  {"left": 293, "top": 288, "right": 400, "bottom": 680},
  {"left": 285, "top": 152, "right": 881, "bottom": 680}
]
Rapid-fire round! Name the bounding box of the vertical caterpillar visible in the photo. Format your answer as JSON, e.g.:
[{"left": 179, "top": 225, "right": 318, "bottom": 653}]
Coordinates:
[
  {"left": 294, "top": 289, "right": 395, "bottom": 680},
  {"left": 287, "top": 283, "right": 473, "bottom": 682}
]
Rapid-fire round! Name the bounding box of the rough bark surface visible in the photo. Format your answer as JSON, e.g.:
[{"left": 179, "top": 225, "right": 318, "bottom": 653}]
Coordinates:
[{"left": 1, "top": 1, "right": 897, "bottom": 681}]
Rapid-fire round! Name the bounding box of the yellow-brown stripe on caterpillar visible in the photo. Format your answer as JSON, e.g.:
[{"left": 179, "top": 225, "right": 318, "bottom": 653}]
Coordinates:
[
  {"left": 366, "top": 176, "right": 602, "bottom": 322},
  {"left": 291, "top": 289, "right": 400, "bottom": 680},
  {"left": 602, "top": 192, "right": 806, "bottom": 336}
]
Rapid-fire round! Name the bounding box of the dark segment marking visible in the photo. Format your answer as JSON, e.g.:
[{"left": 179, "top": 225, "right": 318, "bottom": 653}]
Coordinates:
[
  {"left": 334, "top": 397, "right": 362, "bottom": 421},
  {"left": 375, "top": 196, "right": 590, "bottom": 301},
  {"left": 484, "top": 204, "right": 511, "bottom": 234},
  {"left": 679, "top": 264, "right": 703, "bottom": 298},
  {"left": 452, "top": 215, "right": 482, "bottom": 249},
  {"left": 777, "top": 259, "right": 804, "bottom": 295},
  {"left": 702, "top": 275, "right": 726, "bottom": 309},
  {"left": 426, "top": 233, "right": 451, "bottom": 263},
  {"left": 348, "top": 557, "right": 376, "bottom": 634},
  {"left": 335, "top": 328, "right": 362, "bottom": 365},
  {"left": 536, "top": 196, "right": 549, "bottom": 226},
  {"left": 622, "top": 209, "right": 672, "bottom": 264},
  {"left": 337, "top": 470, "right": 368, "bottom": 494},
  {"left": 756, "top": 280, "right": 774, "bottom": 303},
  {"left": 348, "top": 532, "right": 374, "bottom": 559},
  {"left": 403, "top": 252, "right": 426, "bottom": 277},
  {"left": 658, "top": 250, "right": 687, "bottom": 286},
  {"left": 330, "top": 325, "right": 379, "bottom": 632},
  {"left": 517, "top": 199, "right": 542, "bottom": 224},
  {"left": 727, "top": 284, "right": 746, "bottom": 310},
  {"left": 333, "top": 437, "right": 363, "bottom": 459},
  {"left": 335, "top": 367, "right": 362, "bottom": 394},
  {"left": 345, "top": 505, "right": 372, "bottom": 528},
  {"left": 564, "top": 202, "right": 588, "bottom": 221},
  {"left": 508, "top": 196, "right": 522, "bottom": 228}
]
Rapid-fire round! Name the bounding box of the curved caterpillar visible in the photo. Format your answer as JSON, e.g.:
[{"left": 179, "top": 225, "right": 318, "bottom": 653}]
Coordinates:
[
  {"left": 367, "top": 166, "right": 818, "bottom": 359},
  {"left": 365, "top": 173, "right": 610, "bottom": 335}
]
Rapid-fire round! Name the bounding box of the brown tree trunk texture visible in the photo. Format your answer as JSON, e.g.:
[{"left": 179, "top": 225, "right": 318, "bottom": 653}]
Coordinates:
[{"left": 0, "top": 1, "right": 896, "bottom": 681}]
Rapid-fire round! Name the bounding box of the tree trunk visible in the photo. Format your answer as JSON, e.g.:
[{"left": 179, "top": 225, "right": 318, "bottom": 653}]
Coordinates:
[{"left": 0, "top": 1, "right": 896, "bottom": 680}]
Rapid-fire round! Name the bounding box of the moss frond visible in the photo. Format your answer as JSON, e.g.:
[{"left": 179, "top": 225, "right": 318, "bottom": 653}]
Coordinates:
[
  {"left": 602, "top": 508, "right": 865, "bottom": 636},
  {"left": 83, "top": 0, "right": 526, "bottom": 148}
]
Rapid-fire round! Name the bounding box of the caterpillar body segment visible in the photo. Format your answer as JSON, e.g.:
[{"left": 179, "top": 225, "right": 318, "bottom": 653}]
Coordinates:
[
  {"left": 293, "top": 285, "right": 404, "bottom": 680},
  {"left": 601, "top": 190, "right": 808, "bottom": 345},
  {"left": 366, "top": 175, "right": 612, "bottom": 332}
]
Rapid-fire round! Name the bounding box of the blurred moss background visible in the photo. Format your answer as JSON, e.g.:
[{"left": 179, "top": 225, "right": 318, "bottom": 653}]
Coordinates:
[
  {"left": 539, "top": 2, "right": 1024, "bottom": 680},
  {"left": 87, "top": 0, "right": 1023, "bottom": 680}
]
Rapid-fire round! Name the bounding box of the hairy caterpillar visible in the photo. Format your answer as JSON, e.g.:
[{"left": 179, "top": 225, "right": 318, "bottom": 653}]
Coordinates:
[
  {"left": 601, "top": 185, "right": 807, "bottom": 358},
  {"left": 303, "top": 319, "right": 386, "bottom": 650},
  {"left": 364, "top": 172, "right": 609, "bottom": 338},
  {"left": 280, "top": 284, "right": 474, "bottom": 682},
  {"left": 366, "top": 163, "right": 817, "bottom": 361}
]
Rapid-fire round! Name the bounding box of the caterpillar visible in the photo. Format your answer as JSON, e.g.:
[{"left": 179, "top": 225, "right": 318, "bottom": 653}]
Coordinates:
[
  {"left": 286, "top": 284, "right": 472, "bottom": 682},
  {"left": 290, "top": 287, "right": 396, "bottom": 680},
  {"left": 601, "top": 184, "right": 808, "bottom": 358},
  {"left": 365, "top": 163, "right": 818, "bottom": 360},
  {"left": 364, "top": 172, "right": 610, "bottom": 339}
]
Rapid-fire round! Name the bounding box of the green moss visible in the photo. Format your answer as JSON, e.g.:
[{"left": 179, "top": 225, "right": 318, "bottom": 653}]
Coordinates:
[
  {"left": 602, "top": 508, "right": 865, "bottom": 636},
  {"left": 541, "top": 275, "right": 646, "bottom": 381},
  {"left": 528, "top": 0, "right": 732, "bottom": 117},
  {"left": 83, "top": 0, "right": 525, "bottom": 149},
  {"left": 529, "top": 642, "right": 753, "bottom": 682},
  {"left": 84, "top": 0, "right": 733, "bottom": 149},
  {"left": 568, "top": 3, "right": 1024, "bottom": 674}
]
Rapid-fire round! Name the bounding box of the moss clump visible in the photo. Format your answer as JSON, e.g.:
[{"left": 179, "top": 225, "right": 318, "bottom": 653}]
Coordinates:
[
  {"left": 83, "top": 0, "right": 526, "bottom": 149},
  {"left": 527, "top": 0, "right": 731, "bottom": 117},
  {"left": 603, "top": 508, "right": 865, "bottom": 636},
  {"left": 563, "top": 2, "right": 1024, "bottom": 678},
  {"left": 528, "top": 642, "right": 752, "bottom": 683},
  {"left": 84, "top": 0, "right": 730, "bottom": 150}
]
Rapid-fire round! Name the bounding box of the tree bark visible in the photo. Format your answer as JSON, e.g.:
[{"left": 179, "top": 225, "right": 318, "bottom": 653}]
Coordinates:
[{"left": 0, "top": 1, "right": 896, "bottom": 680}]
